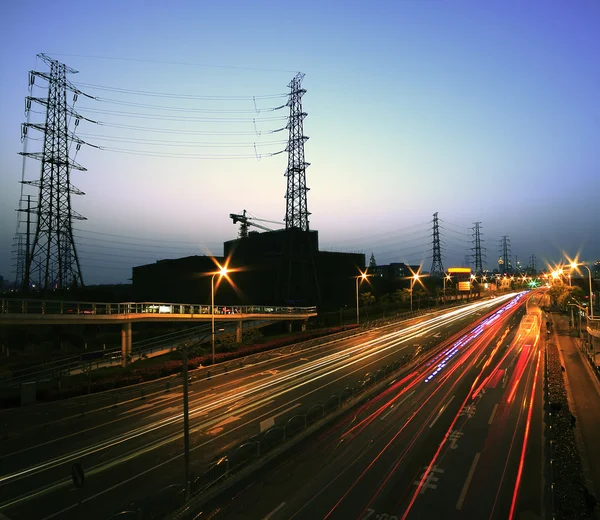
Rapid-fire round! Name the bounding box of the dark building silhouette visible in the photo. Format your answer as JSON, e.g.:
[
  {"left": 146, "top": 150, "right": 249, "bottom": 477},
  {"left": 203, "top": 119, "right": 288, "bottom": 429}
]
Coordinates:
[
  {"left": 373, "top": 263, "right": 420, "bottom": 281},
  {"left": 132, "top": 230, "right": 364, "bottom": 311}
]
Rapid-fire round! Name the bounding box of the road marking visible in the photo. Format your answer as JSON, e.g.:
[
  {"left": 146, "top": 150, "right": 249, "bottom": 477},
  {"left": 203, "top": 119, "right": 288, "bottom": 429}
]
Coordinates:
[
  {"left": 263, "top": 502, "right": 286, "bottom": 519},
  {"left": 447, "top": 430, "right": 463, "bottom": 449},
  {"left": 380, "top": 390, "right": 415, "bottom": 420},
  {"left": 458, "top": 403, "right": 476, "bottom": 418},
  {"left": 457, "top": 452, "right": 481, "bottom": 510},
  {"left": 488, "top": 403, "right": 499, "bottom": 425},
  {"left": 414, "top": 465, "right": 444, "bottom": 494},
  {"left": 260, "top": 402, "right": 302, "bottom": 432},
  {"left": 429, "top": 395, "right": 455, "bottom": 428}
]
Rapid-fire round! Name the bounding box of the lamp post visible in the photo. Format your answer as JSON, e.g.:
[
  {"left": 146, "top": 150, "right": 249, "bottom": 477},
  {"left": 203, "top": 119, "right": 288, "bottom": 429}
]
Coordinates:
[
  {"left": 410, "top": 273, "right": 419, "bottom": 312},
  {"left": 356, "top": 272, "right": 369, "bottom": 325},
  {"left": 571, "top": 262, "right": 594, "bottom": 318},
  {"left": 443, "top": 274, "right": 451, "bottom": 303},
  {"left": 211, "top": 266, "right": 229, "bottom": 365}
]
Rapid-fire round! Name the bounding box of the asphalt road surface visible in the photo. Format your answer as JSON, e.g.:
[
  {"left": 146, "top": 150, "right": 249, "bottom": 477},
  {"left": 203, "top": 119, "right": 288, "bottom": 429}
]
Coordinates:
[
  {"left": 0, "top": 294, "right": 523, "bottom": 520},
  {"left": 198, "top": 292, "right": 544, "bottom": 520}
]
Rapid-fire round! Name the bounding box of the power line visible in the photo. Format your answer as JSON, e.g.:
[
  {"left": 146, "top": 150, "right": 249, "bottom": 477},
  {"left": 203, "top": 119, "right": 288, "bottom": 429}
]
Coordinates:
[
  {"left": 76, "top": 134, "right": 287, "bottom": 148},
  {"left": 94, "top": 146, "right": 285, "bottom": 159},
  {"left": 78, "top": 106, "right": 288, "bottom": 122},
  {"left": 93, "top": 122, "right": 286, "bottom": 135},
  {"left": 72, "top": 227, "right": 221, "bottom": 245},
  {"left": 72, "top": 81, "right": 289, "bottom": 100},
  {"left": 94, "top": 97, "right": 286, "bottom": 113}
]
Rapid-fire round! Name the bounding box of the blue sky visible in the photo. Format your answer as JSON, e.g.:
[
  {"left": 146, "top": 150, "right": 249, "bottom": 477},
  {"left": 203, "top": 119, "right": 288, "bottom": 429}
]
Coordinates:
[{"left": 1, "top": 0, "right": 598, "bottom": 285}]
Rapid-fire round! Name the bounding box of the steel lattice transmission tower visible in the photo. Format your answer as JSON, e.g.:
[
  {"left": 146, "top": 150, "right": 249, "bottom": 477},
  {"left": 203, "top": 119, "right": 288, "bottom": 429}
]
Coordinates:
[
  {"left": 19, "top": 54, "right": 93, "bottom": 291},
  {"left": 284, "top": 72, "right": 310, "bottom": 231},
  {"left": 498, "top": 235, "right": 512, "bottom": 275},
  {"left": 528, "top": 253, "right": 537, "bottom": 275},
  {"left": 471, "top": 222, "right": 486, "bottom": 276},
  {"left": 430, "top": 212, "right": 444, "bottom": 274}
]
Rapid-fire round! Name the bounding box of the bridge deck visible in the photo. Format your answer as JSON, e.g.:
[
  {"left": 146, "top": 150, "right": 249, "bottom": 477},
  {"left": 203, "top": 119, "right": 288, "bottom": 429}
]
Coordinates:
[{"left": 0, "top": 299, "right": 317, "bottom": 325}]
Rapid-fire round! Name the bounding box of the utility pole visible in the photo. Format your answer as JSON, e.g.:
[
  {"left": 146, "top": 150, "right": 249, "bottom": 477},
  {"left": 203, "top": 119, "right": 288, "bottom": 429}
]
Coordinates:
[
  {"left": 15, "top": 195, "right": 34, "bottom": 290},
  {"left": 182, "top": 343, "right": 191, "bottom": 500}
]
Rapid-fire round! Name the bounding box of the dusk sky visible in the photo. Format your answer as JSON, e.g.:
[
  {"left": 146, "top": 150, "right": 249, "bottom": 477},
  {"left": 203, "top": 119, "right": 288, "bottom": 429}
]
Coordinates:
[{"left": 1, "top": 0, "right": 598, "bottom": 285}]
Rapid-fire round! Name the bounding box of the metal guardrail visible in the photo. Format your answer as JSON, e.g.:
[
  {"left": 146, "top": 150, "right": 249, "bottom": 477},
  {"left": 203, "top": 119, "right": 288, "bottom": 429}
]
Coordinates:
[
  {"left": 1, "top": 326, "right": 365, "bottom": 415},
  {"left": 587, "top": 316, "right": 600, "bottom": 338},
  {"left": 0, "top": 298, "right": 317, "bottom": 317}
]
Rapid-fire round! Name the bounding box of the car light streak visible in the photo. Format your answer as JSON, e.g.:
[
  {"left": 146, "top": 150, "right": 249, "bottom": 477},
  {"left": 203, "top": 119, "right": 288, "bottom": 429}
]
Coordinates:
[
  {"left": 0, "top": 294, "right": 522, "bottom": 511},
  {"left": 351, "top": 314, "right": 519, "bottom": 520},
  {"left": 399, "top": 299, "right": 527, "bottom": 519},
  {"left": 508, "top": 350, "right": 541, "bottom": 520},
  {"left": 488, "top": 344, "right": 540, "bottom": 518}
]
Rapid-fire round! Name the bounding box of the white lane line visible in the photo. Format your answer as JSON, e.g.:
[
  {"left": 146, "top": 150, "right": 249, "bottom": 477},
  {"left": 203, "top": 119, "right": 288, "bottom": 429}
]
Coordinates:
[
  {"left": 381, "top": 390, "right": 416, "bottom": 421},
  {"left": 429, "top": 395, "right": 455, "bottom": 428},
  {"left": 488, "top": 403, "right": 499, "bottom": 425},
  {"left": 263, "top": 501, "right": 286, "bottom": 519},
  {"left": 456, "top": 452, "right": 481, "bottom": 510},
  {"left": 272, "top": 402, "right": 302, "bottom": 419}
]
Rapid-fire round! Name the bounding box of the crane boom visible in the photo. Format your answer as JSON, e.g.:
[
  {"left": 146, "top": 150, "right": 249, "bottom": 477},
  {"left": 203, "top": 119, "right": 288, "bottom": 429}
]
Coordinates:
[{"left": 230, "top": 209, "right": 279, "bottom": 238}]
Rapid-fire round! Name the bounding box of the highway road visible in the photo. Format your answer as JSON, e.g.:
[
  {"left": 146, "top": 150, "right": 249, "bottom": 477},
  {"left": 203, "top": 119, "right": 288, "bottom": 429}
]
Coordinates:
[
  {"left": 197, "top": 293, "right": 544, "bottom": 520},
  {"left": 0, "top": 295, "right": 523, "bottom": 520}
]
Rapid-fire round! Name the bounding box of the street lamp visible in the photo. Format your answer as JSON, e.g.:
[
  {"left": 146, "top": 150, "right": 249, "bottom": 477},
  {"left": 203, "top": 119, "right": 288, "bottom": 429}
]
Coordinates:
[
  {"left": 212, "top": 266, "right": 229, "bottom": 365},
  {"left": 356, "top": 271, "right": 369, "bottom": 325},
  {"left": 571, "top": 262, "right": 594, "bottom": 319},
  {"left": 443, "top": 273, "right": 451, "bottom": 302},
  {"left": 410, "top": 272, "right": 420, "bottom": 312}
]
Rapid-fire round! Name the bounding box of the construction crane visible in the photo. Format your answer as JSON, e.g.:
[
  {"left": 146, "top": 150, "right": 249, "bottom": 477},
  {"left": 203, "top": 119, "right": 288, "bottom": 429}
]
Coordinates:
[{"left": 229, "top": 210, "right": 283, "bottom": 238}]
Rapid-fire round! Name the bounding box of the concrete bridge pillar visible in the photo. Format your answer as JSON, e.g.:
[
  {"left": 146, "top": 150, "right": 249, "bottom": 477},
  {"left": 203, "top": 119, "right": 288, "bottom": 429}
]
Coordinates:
[
  {"left": 287, "top": 321, "right": 292, "bottom": 333},
  {"left": 236, "top": 321, "right": 242, "bottom": 343},
  {"left": 121, "top": 322, "right": 132, "bottom": 367}
]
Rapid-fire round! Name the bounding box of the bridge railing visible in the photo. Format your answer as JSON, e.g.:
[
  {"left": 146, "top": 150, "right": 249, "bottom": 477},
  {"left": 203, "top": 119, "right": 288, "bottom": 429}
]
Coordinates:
[
  {"left": 0, "top": 298, "right": 317, "bottom": 317},
  {"left": 587, "top": 316, "right": 600, "bottom": 338}
]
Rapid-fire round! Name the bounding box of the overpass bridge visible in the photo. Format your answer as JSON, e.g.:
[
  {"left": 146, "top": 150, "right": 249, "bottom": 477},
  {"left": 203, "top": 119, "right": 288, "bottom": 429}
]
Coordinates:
[{"left": 0, "top": 299, "right": 317, "bottom": 366}]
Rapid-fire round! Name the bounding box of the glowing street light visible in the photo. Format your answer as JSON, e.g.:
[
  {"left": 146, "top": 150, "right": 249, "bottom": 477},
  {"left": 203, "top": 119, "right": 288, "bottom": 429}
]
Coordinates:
[
  {"left": 356, "top": 270, "right": 371, "bottom": 325},
  {"left": 410, "top": 272, "right": 420, "bottom": 312},
  {"left": 183, "top": 263, "right": 232, "bottom": 499},
  {"left": 212, "top": 266, "right": 230, "bottom": 365},
  {"left": 570, "top": 261, "right": 594, "bottom": 318},
  {"left": 443, "top": 273, "right": 451, "bottom": 302}
]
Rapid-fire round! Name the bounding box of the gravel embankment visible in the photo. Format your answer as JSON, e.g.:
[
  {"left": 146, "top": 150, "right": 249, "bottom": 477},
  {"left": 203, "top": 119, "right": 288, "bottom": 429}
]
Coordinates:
[{"left": 546, "top": 338, "right": 588, "bottom": 518}]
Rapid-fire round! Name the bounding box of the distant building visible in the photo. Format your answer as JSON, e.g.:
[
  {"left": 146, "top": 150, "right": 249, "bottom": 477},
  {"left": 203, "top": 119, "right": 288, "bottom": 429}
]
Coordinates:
[
  {"left": 368, "top": 262, "right": 422, "bottom": 298},
  {"left": 373, "top": 263, "right": 420, "bottom": 281}
]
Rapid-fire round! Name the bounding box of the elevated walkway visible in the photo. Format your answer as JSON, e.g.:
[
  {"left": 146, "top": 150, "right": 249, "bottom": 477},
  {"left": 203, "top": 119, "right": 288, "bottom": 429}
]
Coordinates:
[{"left": 0, "top": 298, "right": 317, "bottom": 367}]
